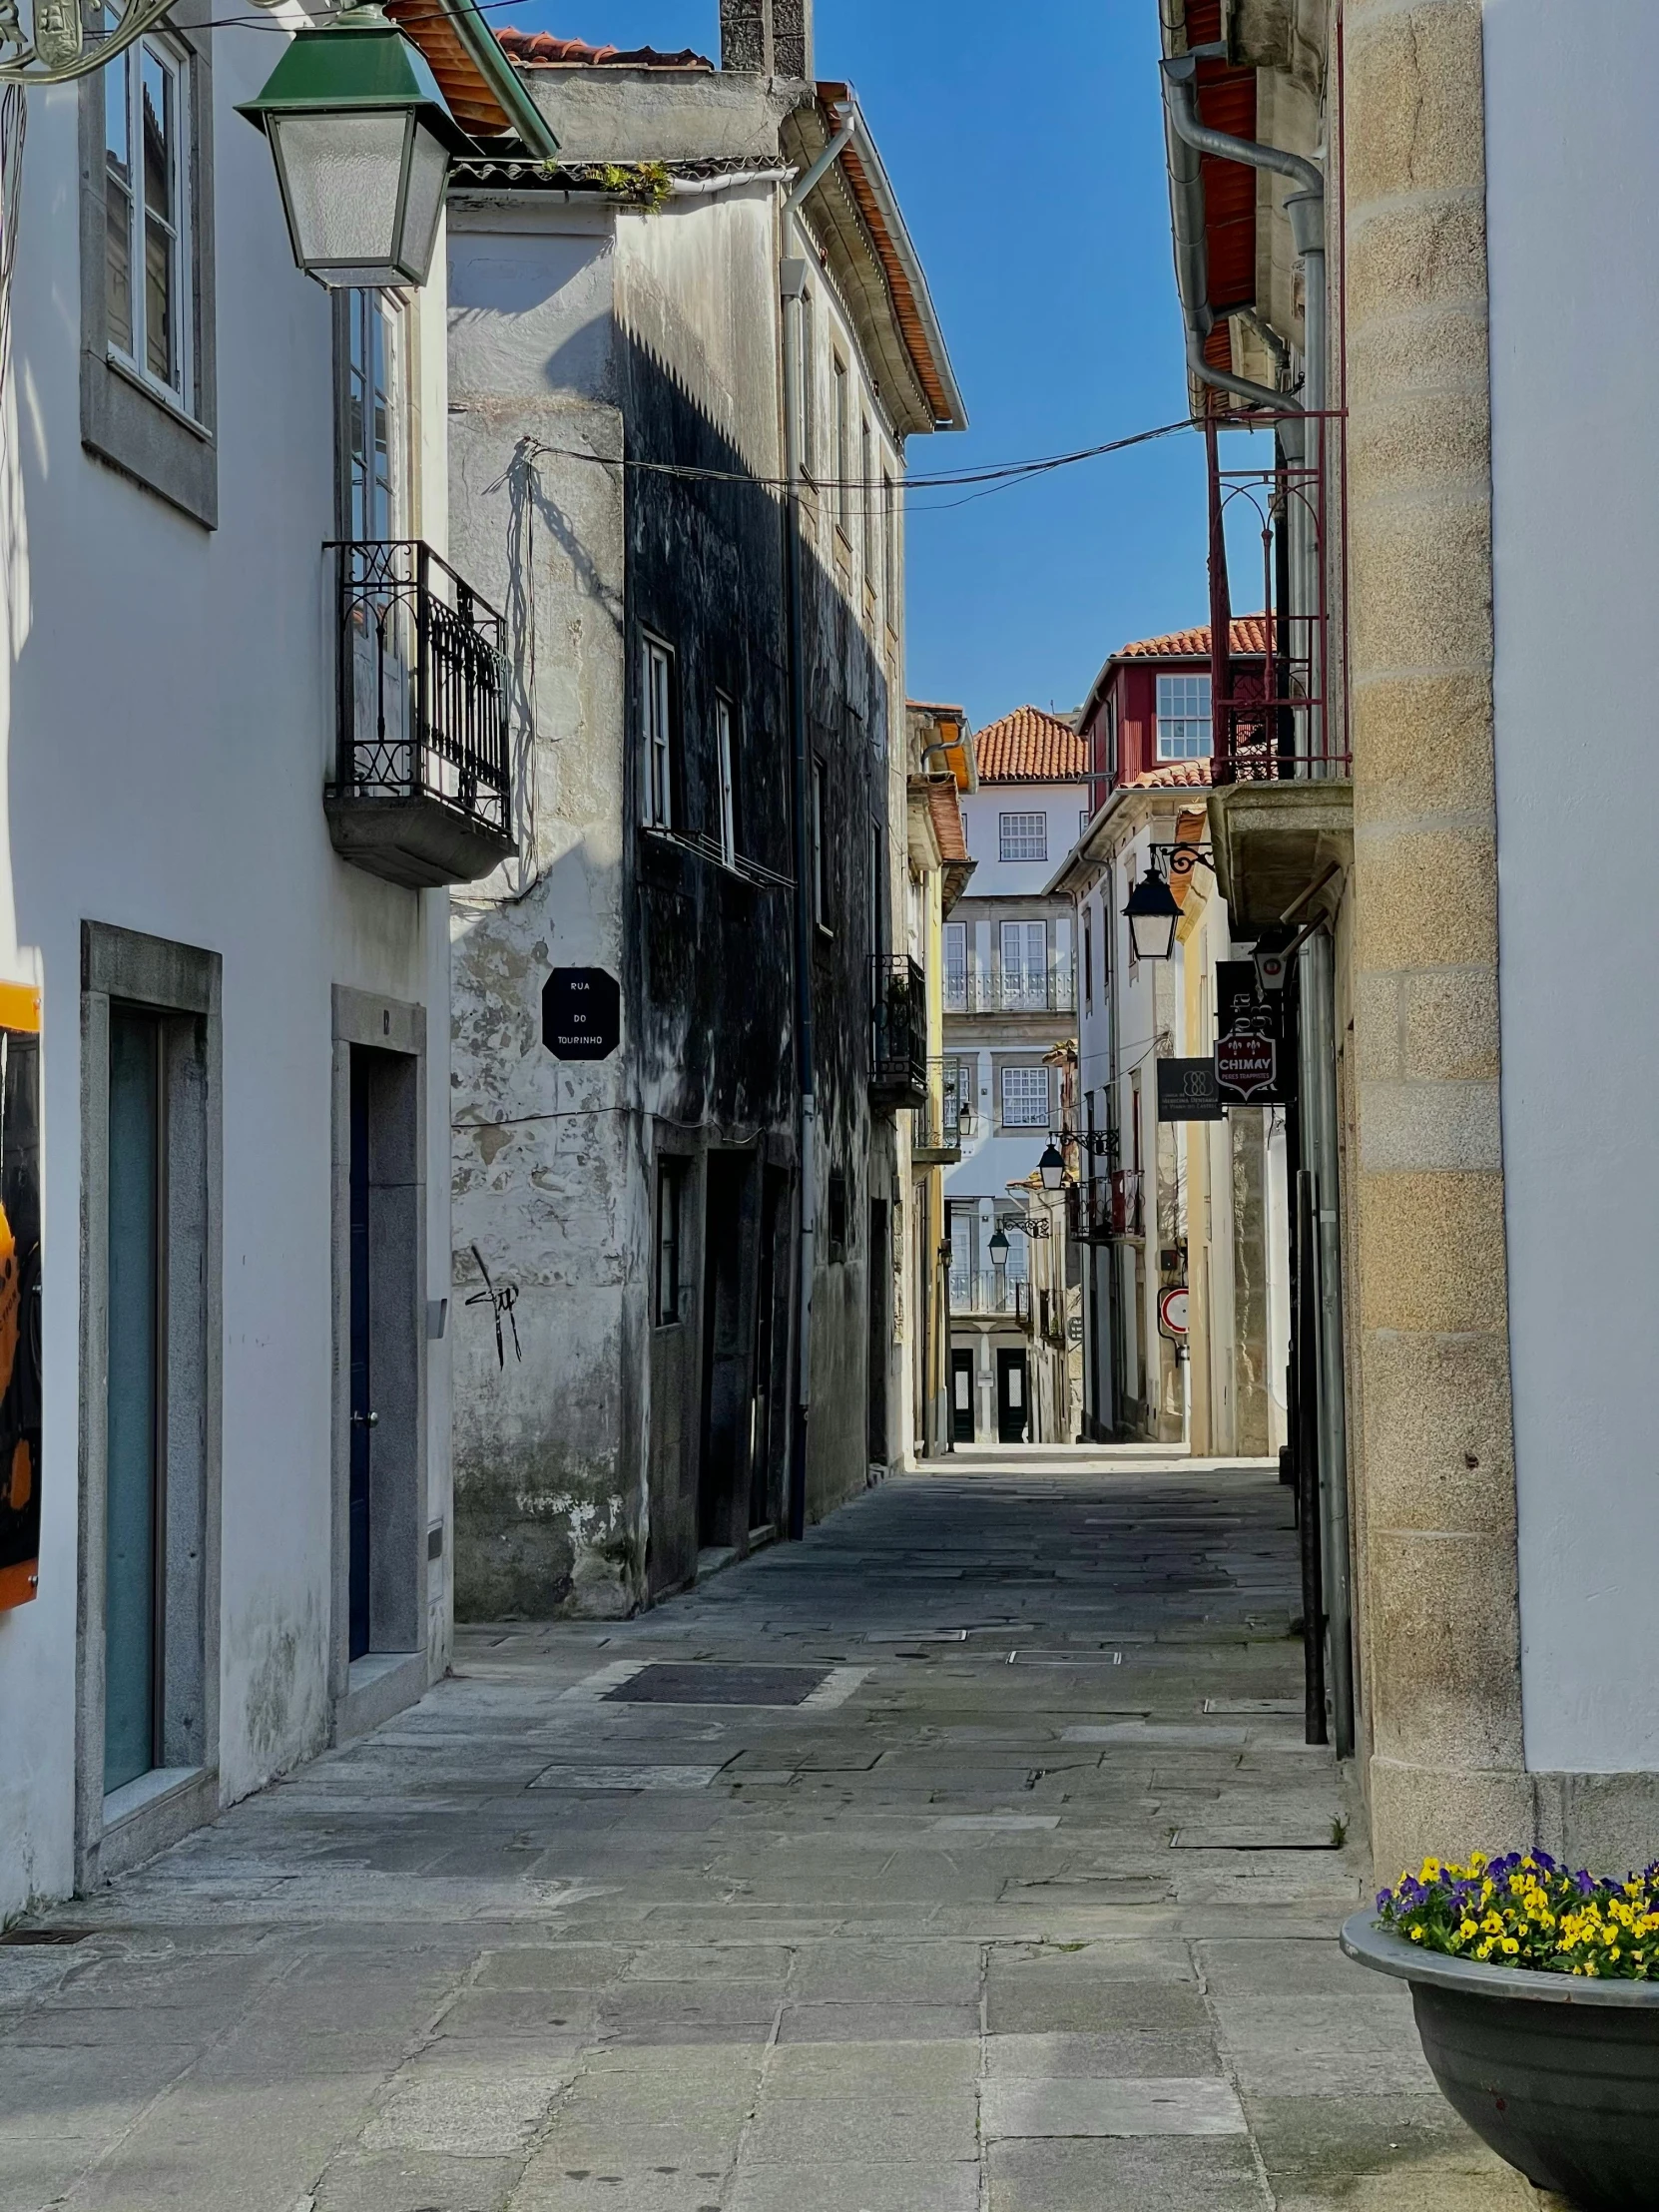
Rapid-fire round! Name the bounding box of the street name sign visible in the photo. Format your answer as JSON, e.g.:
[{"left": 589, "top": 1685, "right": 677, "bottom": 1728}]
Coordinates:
[{"left": 542, "top": 967, "right": 621, "bottom": 1061}]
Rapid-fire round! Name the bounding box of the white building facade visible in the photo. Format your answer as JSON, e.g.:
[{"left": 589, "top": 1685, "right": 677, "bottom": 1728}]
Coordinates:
[
  {"left": 0, "top": 0, "right": 541, "bottom": 1915},
  {"left": 941, "top": 707, "right": 1086, "bottom": 1444}
]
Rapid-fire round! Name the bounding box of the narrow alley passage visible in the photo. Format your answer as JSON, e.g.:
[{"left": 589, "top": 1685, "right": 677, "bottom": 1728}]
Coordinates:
[{"left": 3, "top": 1459, "right": 1537, "bottom": 2212}]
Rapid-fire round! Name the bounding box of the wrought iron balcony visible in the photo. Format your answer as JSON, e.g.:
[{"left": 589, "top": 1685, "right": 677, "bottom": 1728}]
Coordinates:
[
  {"left": 948, "top": 1270, "right": 1032, "bottom": 1325},
  {"left": 325, "top": 539, "right": 516, "bottom": 889},
  {"left": 1072, "top": 1169, "right": 1144, "bottom": 1244},
  {"left": 870, "top": 954, "right": 927, "bottom": 1107}
]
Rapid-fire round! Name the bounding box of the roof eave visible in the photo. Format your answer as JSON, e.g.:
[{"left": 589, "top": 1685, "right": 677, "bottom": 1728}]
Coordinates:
[
  {"left": 395, "top": 0, "right": 560, "bottom": 158},
  {"left": 811, "top": 89, "right": 967, "bottom": 434}
]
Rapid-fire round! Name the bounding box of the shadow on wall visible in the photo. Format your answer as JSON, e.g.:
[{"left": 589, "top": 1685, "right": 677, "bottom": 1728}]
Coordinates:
[{"left": 449, "top": 315, "right": 896, "bottom": 1619}]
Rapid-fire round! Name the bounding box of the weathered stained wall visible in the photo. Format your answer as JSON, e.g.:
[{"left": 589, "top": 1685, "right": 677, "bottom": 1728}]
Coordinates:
[
  {"left": 446, "top": 161, "right": 889, "bottom": 1612},
  {"left": 447, "top": 197, "right": 638, "bottom": 1619}
]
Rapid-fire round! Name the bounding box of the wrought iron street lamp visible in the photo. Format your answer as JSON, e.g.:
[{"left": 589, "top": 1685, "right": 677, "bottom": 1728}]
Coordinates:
[
  {"left": 988, "top": 1226, "right": 1010, "bottom": 1268},
  {"left": 1037, "top": 1143, "right": 1065, "bottom": 1192},
  {"left": 1123, "top": 842, "right": 1221, "bottom": 962},
  {"left": 238, "top": 5, "right": 472, "bottom": 290},
  {"left": 1124, "top": 871, "right": 1182, "bottom": 962}
]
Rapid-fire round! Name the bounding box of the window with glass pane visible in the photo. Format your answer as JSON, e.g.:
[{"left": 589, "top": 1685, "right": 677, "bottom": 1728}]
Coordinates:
[
  {"left": 998, "top": 1216, "right": 1030, "bottom": 1281},
  {"left": 643, "top": 638, "right": 675, "bottom": 828},
  {"left": 1000, "top": 1065, "right": 1050, "bottom": 1128},
  {"left": 344, "top": 291, "right": 403, "bottom": 541},
  {"left": 947, "top": 1208, "right": 972, "bottom": 1308},
  {"left": 943, "top": 920, "right": 967, "bottom": 1011},
  {"left": 832, "top": 355, "right": 849, "bottom": 532},
  {"left": 999, "top": 919, "right": 1048, "bottom": 1009},
  {"left": 106, "top": 35, "right": 192, "bottom": 408},
  {"left": 998, "top": 811, "right": 1047, "bottom": 862},
  {"left": 942, "top": 1058, "right": 972, "bottom": 1135},
  {"left": 1156, "top": 673, "right": 1212, "bottom": 760},
  {"left": 800, "top": 290, "right": 817, "bottom": 476},
  {"left": 861, "top": 417, "right": 877, "bottom": 592}
]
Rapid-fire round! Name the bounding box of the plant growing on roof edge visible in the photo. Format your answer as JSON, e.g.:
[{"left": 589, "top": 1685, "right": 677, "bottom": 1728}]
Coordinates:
[
  {"left": 1376, "top": 1850, "right": 1659, "bottom": 1979},
  {"left": 537, "top": 160, "right": 672, "bottom": 213}
]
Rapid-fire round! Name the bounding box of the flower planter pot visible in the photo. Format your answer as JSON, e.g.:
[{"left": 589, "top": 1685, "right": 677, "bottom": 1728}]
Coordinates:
[{"left": 1342, "top": 1910, "right": 1659, "bottom": 2210}]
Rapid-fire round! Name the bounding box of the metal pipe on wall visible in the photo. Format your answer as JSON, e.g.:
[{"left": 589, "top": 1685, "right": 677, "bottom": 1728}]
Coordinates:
[{"left": 1297, "top": 927, "right": 1353, "bottom": 1756}]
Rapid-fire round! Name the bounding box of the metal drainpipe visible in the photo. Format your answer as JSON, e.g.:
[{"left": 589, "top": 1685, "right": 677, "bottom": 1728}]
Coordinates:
[
  {"left": 781, "top": 108, "right": 854, "bottom": 1538},
  {"left": 1297, "top": 926, "right": 1354, "bottom": 1758}
]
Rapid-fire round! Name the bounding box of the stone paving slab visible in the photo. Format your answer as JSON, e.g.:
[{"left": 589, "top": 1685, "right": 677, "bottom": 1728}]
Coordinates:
[{"left": 0, "top": 1459, "right": 1547, "bottom": 2210}]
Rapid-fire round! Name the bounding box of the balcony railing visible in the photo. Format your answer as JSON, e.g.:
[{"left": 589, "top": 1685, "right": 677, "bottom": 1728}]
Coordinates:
[
  {"left": 943, "top": 973, "right": 1077, "bottom": 1017},
  {"left": 870, "top": 955, "right": 927, "bottom": 1107},
  {"left": 1072, "top": 1169, "right": 1144, "bottom": 1244},
  {"left": 325, "top": 539, "right": 517, "bottom": 889},
  {"left": 949, "top": 1271, "right": 1033, "bottom": 1324},
  {"left": 1205, "top": 416, "right": 1350, "bottom": 784},
  {"left": 910, "top": 1099, "right": 965, "bottom": 1163}
]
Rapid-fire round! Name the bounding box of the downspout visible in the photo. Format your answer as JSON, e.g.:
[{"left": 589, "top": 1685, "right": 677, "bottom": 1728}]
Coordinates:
[{"left": 781, "top": 105, "right": 854, "bottom": 1538}]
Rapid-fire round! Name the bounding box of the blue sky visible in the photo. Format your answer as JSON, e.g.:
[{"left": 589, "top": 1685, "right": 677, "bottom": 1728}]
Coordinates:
[{"left": 504, "top": 0, "right": 1241, "bottom": 730}]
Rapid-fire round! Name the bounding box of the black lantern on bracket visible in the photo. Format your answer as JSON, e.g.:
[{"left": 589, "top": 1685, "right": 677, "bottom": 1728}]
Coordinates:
[
  {"left": 1038, "top": 1142, "right": 1065, "bottom": 1192},
  {"left": 1124, "top": 870, "right": 1182, "bottom": 962}
]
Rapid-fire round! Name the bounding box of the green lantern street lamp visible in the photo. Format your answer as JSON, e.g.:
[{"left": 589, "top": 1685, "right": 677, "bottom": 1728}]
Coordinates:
[{"left": 238, "top": 5, "right": 473, "bottom": 291}]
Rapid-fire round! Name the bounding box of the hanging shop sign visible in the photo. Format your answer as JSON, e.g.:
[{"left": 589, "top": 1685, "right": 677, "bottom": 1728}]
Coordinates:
[
  {"left": 1157, "top": 1056, "right": 1223, "bottom": 1121},
  {"left": 542, "top": 967, "right": 621, "bottom": 1061},
  {"left": 1158, "top": 1285, "right": 1189, "bottom": 1339},
  {"left": 0, "top": 984, "right": 42, "bottom": 1613},
  {"left": 1215, "top": 961, "right": 1288, "bottom": 1105}
]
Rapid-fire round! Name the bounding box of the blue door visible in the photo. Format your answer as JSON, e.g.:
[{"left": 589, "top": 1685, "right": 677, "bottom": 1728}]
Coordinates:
[
  {"left": 105, "top": 1009, "right": 162, "bottom": 1793},
  {"left": 348, "top": 1054, "right": 372, "bottom": 1660}
]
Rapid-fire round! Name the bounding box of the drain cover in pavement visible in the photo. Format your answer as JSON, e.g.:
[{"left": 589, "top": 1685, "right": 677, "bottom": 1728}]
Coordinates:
[{"left": 603, "top": 1662, "right": 831, "bottom": 1707}]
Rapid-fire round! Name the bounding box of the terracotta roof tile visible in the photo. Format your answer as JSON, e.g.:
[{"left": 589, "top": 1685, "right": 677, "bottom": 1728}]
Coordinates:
[
  {"left": 1130, "top": 761, "right": 1215, "bottom": 791},
  {"left": 1117, "top": 616, "right": 1271, "bottom": 659},
  {"left": 496, "top": 30, "right": 713, "bottom": 68},
  {"left": 973, "top": 705, "right": 1087, "bottom": 785},
  {"left": 923, "top": 777, "right": 969, "bottom": 863}
]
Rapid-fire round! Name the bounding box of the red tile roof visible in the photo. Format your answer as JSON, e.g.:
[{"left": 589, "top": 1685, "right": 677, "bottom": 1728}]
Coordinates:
[
  {"left": 496, "top": 30, "right": 713, "bottom": 68},
  {"left": 973, "top": 705, "right": 1087, "bottom": 786},
  {"left": 923, "top": 777, "right": 969, "bottom": 863},
  {"left": 1130, "top": 761, "right": 1215, "bottom": 791},
  {"left": 1118, "top": 616, "right": 1270, "bottom": 660}
]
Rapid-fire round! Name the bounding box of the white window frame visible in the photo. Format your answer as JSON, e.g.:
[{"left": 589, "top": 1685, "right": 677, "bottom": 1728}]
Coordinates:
[
  {"left": 882, "top": 470, "right": 898, "bottom": 623},
  {"left": 942, "top": 920, "right": 967, "bottom": 1012},
  {"left": 861, "top": 414, "right": 877, "bottom": 598},
  {"left": 642, "top": 634, "right": 675, "bottom": 829},
  {"left": 800, "top": 288, "right": 818, "bottom": 479},
  {"left": 1000, "top": 1065, "right": 1050, "bottom": 1130},
  {"left": 105, "top": 30, "right": 195, "bottom": 415},
  {"left": 715, "top": 693, "right": 737, "bottom": 866},
  {"left": 1000, "top": 919, "right": 1048, "bottom": 1011},
  {"left": 998, "top": 811, "right": 1048, "bottom": 864},
  {"left": 832, "top": 352, "right": 850, "bottom": 536},
  {"left": 1156, "top": 672, "right": 1213, "bottom": 761}
]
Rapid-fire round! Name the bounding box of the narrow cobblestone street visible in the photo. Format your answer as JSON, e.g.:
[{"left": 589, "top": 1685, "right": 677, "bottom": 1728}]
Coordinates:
[{"left": 2, "top": 1458, "right": 1541, "bottom": 2211}]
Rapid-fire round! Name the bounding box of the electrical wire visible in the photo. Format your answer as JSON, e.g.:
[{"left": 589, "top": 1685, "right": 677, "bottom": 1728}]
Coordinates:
[{"left": 511, "top": 418, "right": 1201, "bottom": 502}]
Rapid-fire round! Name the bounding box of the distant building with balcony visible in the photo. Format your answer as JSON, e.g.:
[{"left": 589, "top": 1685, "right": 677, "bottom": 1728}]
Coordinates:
[
  {"left": 941, "top": 705, "right": 1086, "bottom": 1443},
  {"left": 1056, "top": 621, "right": 1287, "bottom": 1451}
]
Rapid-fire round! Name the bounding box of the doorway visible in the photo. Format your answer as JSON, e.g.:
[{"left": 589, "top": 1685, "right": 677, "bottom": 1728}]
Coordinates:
[
  {"left": 105, "top": 1006, "right": 165, "bottom": 1793},
  {"left": 340, "top": 1038, "right": 422, "bottom": 1669},
  {"left": 347, "top": 1056, "right": 372, "bottom": 1660},
  {"left": 950, "top": 1349, "right": 975, "bottom": 1443},
  {"left": 699, "top": 1152, "right": 751, "bottom": 1548},
  {"left": 866, "top": 1198, "right": 889, "bottom": 1463},
  {"left": 996, "top": 1349, "right": 1029, "bottom": 1443},
  {"left": 748, "top": 1167, "right": 787, "bottom": 1533}
]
